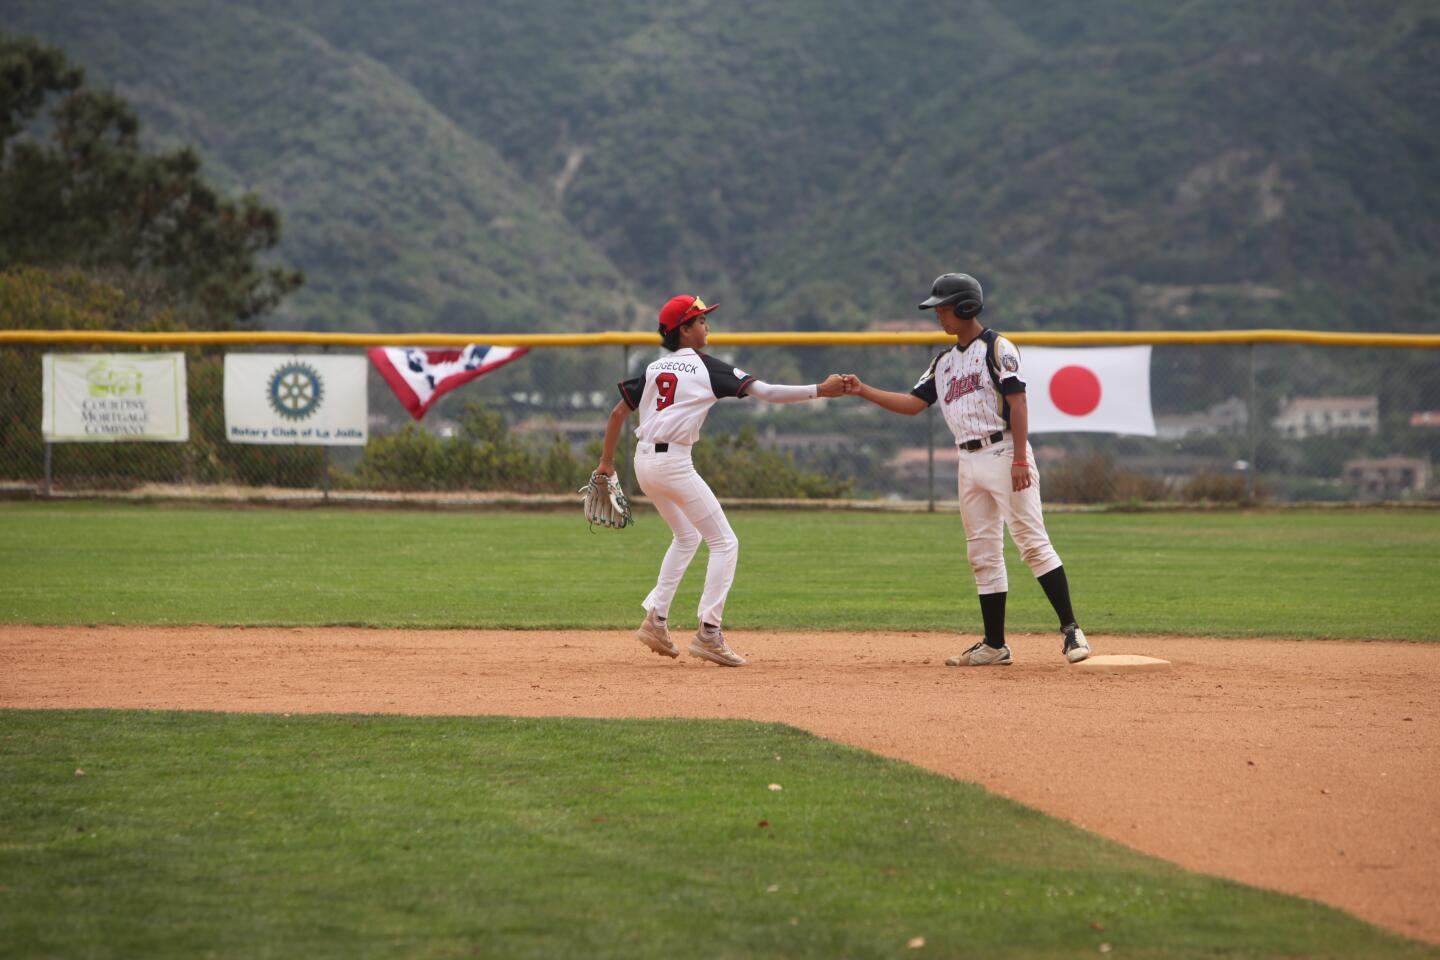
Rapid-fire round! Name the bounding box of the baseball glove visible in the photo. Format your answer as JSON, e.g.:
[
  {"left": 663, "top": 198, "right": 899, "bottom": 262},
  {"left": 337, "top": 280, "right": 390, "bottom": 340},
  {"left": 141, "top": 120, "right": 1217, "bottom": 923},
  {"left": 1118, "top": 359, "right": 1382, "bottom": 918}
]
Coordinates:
[{"left": 580, "top": 470, "right": 633, "bottom": 530}]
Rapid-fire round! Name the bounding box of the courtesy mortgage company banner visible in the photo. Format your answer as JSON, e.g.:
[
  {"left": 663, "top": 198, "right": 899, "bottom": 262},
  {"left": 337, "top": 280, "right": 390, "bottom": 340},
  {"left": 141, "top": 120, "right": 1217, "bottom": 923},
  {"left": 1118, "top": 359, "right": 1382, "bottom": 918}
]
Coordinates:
[
  {"left": 224, "top": 354, "right": 367, "bottom": 445},
  {"left": 42, "top": 352, "right": 189, "bottom": 442}
]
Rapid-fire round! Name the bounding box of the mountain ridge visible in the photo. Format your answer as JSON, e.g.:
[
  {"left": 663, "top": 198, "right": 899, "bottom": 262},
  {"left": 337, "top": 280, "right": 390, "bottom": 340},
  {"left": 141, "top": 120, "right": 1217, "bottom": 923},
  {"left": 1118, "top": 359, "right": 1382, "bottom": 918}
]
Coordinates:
[{"left": 6, "top": 0, "right": 1437, "bottom": 333}]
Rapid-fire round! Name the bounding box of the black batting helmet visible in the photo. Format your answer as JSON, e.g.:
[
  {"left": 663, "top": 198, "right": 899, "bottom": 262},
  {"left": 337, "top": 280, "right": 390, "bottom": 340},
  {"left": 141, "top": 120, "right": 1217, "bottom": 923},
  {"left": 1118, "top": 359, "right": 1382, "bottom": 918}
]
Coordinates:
[{"left": 918, "top": 272, "right": 984, "bottom": 317}]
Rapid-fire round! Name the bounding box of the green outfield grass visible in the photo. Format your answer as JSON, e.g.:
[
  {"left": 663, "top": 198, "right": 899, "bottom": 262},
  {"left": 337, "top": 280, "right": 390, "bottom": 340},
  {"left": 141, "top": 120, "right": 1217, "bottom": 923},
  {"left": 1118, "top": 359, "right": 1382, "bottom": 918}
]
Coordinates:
[
  {"left": 3, "top": 710, "right": 1435, "bottom": 960},
  {"left": 5, "top": 503, "right": 1439, "bottom": 956},
  {"left": 1, "top": 501, "right": 1436, "bottom": 639}
]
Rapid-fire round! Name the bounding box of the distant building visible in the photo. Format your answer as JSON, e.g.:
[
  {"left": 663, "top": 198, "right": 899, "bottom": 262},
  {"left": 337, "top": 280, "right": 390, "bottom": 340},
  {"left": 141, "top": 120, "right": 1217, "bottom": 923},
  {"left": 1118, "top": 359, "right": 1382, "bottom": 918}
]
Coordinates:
[
  {"left": 885, "top": 443, "right": 1066, "bottom": 485},
  {"left": 864, "top": 318, "right": 937, "bottom": 334},
  {"left": 512, "top": 417, "right": 604, "bottom": 445},
  {"left": 1155, "top": 396, "right": 1249, "bottom": 439},
  {"left": 1410, "top": 412, "right": 1440, "bottom": 428},
  {"left": 1117, "top": 453, "right": 1235, "bottom": 484},
  {"left": 506, "top": 390, "right": 611, "bottom": 410},
  {"left": 886, "top": 446, "right": 959, "bottom": 484},
  {"left": 1342, "top": 457, "right": 1429, "bottom": 498},
  {"left": 369, "top": 411, "right": 460, "bottom": 437},
  {"left": 1272, "top": 396, "right": 1378, "bottom": 439},
  {"left": 758, "top": 429, "right": 853, "bottom": 455}
]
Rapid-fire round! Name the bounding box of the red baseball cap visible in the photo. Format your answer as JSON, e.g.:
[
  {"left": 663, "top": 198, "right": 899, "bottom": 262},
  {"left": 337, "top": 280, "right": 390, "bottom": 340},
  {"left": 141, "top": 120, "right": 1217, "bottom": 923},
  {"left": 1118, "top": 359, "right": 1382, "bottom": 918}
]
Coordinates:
[{"left": 658, "top": 294, "right": 719, "bottom": 332}]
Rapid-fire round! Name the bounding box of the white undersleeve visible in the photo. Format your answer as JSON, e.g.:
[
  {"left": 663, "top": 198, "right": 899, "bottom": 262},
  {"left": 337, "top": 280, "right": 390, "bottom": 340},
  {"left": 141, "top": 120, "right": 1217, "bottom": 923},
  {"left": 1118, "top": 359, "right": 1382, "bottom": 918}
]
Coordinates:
[{"left": 746, "top": 381, "right": 817, "bottom": 404}]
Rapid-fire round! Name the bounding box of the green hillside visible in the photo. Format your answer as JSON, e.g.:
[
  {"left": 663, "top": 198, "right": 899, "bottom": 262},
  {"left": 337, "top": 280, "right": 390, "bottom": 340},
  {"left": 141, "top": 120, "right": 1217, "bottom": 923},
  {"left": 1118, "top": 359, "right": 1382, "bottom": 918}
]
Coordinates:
[
  {"left": 2, "top": 0, "right": 642, "bottom": 333},
  {"left": 6, "top": 0, "right": 1439, "bottom": 332}
]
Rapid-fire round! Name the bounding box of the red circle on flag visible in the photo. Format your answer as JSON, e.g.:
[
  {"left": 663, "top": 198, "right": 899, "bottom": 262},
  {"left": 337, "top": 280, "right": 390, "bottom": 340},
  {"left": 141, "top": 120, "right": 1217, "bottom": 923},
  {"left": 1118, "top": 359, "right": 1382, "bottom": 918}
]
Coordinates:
[{"left": 1050, "top": 365, "right": 1102, "bottom": 416}]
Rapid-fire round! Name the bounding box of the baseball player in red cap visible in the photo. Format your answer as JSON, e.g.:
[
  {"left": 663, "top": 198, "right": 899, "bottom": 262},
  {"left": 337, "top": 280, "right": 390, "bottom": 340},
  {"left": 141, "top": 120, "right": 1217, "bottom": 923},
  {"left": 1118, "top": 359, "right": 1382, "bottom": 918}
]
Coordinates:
[{"left": 596, "top": 294, "right": 845, "bottom": 666}]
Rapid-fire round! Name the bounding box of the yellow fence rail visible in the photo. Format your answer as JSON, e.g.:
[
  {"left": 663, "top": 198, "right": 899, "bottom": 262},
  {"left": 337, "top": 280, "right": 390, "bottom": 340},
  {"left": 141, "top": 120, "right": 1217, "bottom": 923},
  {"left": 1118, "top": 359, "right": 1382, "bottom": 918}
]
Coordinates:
[
  {"left": 2, "top": 329, "right": 1439, "bottom": 348},
  {"left": 3, "top": 326, "right": 1436, "bottom": 506}
]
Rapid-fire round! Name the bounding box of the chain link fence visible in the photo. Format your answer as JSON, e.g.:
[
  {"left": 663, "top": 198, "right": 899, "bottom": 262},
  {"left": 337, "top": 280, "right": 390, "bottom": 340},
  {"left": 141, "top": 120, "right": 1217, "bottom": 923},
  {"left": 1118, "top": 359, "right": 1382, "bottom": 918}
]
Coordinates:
[{"left": 2, "top": 337, "right": 1438, "bottom": 506}]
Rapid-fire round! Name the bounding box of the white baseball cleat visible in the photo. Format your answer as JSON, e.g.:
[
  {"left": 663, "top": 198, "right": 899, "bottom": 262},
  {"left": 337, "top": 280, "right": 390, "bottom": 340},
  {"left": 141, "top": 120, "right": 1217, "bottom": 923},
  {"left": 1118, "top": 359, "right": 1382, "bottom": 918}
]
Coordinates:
[
  {"left": 688, "top": 628, "right": 746, "bottom": 667},
  {"left": 945, "top": 640, "right": 1013, "bottom": 666},
  {"left": 1062, "top": 624, "right": 1091, "bottom": 663},
  {"left": 636, "top": 610, "right": 679, "bottom": 658}
]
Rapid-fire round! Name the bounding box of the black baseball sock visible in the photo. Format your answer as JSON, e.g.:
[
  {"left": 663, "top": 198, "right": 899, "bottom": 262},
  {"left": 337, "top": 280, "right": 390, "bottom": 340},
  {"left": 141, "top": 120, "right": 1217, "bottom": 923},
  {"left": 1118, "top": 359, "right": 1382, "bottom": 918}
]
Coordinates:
[
  {"left": 1037, "top": 566, "right": 1076, "bottom": 629},
  {"left": 978, "top": 592, "right": 1007, "bottom": 648}
]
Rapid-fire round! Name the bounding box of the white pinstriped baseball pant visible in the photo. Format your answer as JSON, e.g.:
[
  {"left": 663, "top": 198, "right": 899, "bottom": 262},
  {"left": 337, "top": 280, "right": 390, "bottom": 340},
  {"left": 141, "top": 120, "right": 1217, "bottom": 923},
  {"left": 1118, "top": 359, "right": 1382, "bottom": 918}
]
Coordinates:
[
  {"left": 958, "top": 436, "right": 1062, "bottom": 594},
  {"left": 633, "top": 442, "right": 739, "bottom": 627}
]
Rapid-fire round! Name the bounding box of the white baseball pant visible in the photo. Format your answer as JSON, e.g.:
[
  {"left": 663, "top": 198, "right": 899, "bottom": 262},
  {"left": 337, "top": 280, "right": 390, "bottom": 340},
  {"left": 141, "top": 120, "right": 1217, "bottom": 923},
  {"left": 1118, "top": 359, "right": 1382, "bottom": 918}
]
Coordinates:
[
  {"left": 957, "top": 436, "right": 1062, "bottom": 594},
  {"left": 633, "top": 441, "right": 739, "bottom": 627}
]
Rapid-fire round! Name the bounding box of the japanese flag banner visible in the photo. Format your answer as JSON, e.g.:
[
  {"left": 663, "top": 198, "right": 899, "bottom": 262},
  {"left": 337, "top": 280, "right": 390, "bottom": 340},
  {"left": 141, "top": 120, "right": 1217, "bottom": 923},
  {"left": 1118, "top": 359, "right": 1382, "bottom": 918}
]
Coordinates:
[
  {"left": 368, "top": 345, "right": 529, "bottom": 420},
  {"left": 1020, "top": 346, "right": 1156, "bottom": 436}
]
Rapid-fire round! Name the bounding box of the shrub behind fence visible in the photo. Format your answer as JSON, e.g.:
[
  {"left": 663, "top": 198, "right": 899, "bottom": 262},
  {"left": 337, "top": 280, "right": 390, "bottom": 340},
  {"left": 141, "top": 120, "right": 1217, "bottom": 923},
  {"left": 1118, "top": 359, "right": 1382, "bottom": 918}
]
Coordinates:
[{"left": 2, "top": 331, "right": 1437, "bottom": 506}]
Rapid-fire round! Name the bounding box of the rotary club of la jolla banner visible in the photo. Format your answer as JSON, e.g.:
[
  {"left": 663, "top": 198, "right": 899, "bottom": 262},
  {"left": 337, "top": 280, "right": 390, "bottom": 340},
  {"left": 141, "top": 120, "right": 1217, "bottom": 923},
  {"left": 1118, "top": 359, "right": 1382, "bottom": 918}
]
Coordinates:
[
  {"left": 223, "top": 354, "right": 368, "bottom": 445},
  {"left": 42, "top": 353, "right": 189, "bottom": 442}
]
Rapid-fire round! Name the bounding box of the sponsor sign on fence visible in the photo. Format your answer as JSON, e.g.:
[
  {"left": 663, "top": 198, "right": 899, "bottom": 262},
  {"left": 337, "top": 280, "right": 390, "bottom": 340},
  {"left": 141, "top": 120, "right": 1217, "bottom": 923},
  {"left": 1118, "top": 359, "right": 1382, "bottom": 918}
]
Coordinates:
[
  {"left": 42, "top": 353, "right": 189, "bottom": 442},
  {"left": 224, "top": 355, "right": 368, "bottom": 445}
]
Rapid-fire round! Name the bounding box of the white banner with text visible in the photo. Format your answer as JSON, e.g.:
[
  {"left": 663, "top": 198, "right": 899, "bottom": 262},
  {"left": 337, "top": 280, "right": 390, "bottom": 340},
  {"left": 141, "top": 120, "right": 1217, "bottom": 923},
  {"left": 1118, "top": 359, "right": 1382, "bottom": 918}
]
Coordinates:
[
  {"left": 224, "top": 354, "right": 368, "bottom": 445},
  {"left": 42, "top": 353, "right": 189, "bottom": 442}
]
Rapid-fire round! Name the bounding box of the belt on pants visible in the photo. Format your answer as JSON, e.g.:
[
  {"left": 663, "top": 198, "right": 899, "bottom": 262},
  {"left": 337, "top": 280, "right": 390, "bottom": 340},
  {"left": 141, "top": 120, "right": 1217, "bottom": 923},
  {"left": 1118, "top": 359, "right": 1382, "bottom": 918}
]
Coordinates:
[
  {"left": 638, "top": 441, "right": 689, "bottom": 454},
  {"left": 958, "top": 430, "right": 1006, "bottom": 452}
]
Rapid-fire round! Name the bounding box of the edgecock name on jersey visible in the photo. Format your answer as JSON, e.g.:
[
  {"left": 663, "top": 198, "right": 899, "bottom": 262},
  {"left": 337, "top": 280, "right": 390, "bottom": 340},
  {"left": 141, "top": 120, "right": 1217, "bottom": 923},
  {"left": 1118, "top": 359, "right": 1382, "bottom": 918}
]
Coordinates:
[{"left": 655, "top": 360, "right": 699, "bottom": 374}]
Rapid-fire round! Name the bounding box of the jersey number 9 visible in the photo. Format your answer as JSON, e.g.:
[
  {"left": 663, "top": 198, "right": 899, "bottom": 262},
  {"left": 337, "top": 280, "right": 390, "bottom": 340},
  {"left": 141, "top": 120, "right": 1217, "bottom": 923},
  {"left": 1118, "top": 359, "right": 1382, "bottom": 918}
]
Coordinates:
[{"left": 655, "top": 372, "right": 678, "bottom": 410}]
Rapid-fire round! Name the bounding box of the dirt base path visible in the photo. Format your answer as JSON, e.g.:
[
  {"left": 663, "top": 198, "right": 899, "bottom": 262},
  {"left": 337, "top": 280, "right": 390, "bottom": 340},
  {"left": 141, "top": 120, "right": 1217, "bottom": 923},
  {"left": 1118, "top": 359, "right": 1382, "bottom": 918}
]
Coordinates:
[{"left": 3, "top": 626, "right": 1437, "bottom": 944}]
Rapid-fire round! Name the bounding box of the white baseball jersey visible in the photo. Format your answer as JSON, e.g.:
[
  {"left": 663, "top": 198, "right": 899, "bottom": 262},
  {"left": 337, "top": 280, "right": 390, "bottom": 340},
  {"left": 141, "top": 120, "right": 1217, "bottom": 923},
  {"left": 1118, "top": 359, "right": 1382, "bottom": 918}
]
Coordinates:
[
  {"left": 911, "top": 330, "right": 1026, "bottom": 444},
  {"left": 618, "top": 348, "right": 756, "bottom": 445}
]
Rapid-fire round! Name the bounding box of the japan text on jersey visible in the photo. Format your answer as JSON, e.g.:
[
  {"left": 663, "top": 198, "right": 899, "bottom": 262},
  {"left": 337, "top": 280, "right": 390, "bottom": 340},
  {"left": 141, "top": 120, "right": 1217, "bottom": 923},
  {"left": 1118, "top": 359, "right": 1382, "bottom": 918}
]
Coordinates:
[
  {"left": 617, "top": 349, "right": 756, "bottom": 446},
  {"left": 910, "top": 331, "right": 1027, "bottom": 445}
]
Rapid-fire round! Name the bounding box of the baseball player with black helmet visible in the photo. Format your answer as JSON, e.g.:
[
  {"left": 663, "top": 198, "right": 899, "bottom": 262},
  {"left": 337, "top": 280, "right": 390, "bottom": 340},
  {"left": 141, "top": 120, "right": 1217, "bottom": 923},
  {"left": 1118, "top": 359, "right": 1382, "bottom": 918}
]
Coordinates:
[
  {"left": 842, "top": 273, "right": 1092, "bottom": 666},
  {"left": 596, "top": 294, "right": 846, "bottom": 667}
]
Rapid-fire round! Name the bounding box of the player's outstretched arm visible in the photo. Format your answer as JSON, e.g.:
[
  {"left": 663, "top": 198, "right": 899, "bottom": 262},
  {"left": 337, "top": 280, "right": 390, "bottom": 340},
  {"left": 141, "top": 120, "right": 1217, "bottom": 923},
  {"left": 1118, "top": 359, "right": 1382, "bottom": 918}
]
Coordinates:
[
  {"left": 841, "top": 374, "right": 928, "bottom": 416},
  {"left": 746, "top": 376, "right": 842, "bottom": 404},
  {"left": 596, "top": 398, "right": 632, "bottom": 478}
]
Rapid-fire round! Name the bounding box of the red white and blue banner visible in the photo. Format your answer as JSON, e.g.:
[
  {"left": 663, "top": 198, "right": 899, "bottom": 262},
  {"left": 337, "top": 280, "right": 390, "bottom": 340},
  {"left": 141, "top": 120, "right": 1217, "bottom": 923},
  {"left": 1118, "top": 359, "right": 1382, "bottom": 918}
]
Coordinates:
[
  {"left": 1021, "top": 346, "right": 1156, "bottom": 436},
  {"left": 368, "top": 345, "right": 530, "bottom": 420}
]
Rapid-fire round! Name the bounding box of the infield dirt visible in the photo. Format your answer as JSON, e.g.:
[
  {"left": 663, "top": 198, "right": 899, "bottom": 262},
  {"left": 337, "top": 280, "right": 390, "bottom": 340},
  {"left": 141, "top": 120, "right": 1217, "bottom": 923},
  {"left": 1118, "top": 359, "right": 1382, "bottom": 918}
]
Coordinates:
[{"left": 3, "top": 626, "right": 1437, "bottom": 944}]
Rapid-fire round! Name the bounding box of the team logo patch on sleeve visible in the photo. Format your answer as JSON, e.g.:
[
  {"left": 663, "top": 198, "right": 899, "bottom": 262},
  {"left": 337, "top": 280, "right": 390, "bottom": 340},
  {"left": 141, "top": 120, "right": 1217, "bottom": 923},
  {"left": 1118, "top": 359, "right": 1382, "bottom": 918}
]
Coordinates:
[
  {"left": 733, "top": 367, "right": 748, "bottom": 379},
  {"left": 913, "top": 354, "right": 942, "bottom": 390},
  {"left": 1001, "top": 353, "right": 1019, "bottom": 372}
]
